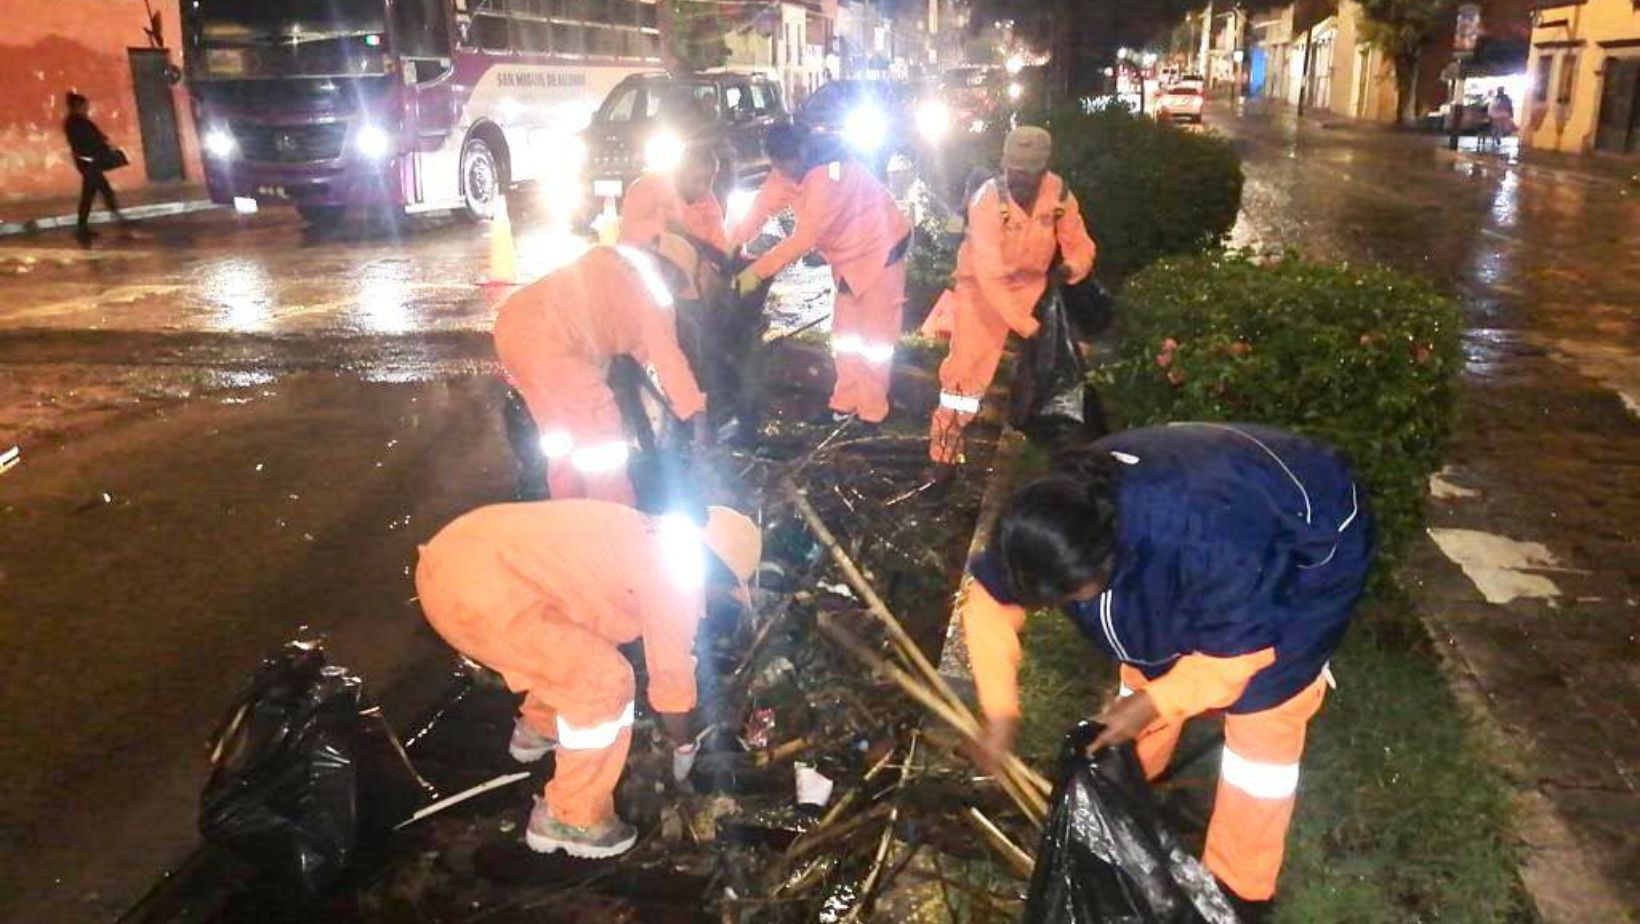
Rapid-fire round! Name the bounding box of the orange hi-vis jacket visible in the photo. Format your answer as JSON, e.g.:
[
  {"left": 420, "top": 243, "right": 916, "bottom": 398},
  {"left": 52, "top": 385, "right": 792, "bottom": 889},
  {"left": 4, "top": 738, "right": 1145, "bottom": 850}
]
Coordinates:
[
  {"left": 954, "top": 171, "right": 1097, "bottom": 338},
  {"left": 620, "top": 172, "right": 729, "bottom": 253},
  {"left": 493, "top": 246, "right": 706, "bottom": 423},
  {"left": 726, "top": 170, "right": 801, "bottom": 251},
  {"left": 749, "top": 160, "right": 911, "bottom": 294},
  {"left": 416, "top": 500, "right": 708, "bottom": 716}
]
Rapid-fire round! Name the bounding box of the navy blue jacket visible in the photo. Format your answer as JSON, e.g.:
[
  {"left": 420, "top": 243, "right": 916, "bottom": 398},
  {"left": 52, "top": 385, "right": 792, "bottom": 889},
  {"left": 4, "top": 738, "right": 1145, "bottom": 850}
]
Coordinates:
[{"left": 973, "top": 423, "right": 1374, "bottom": 713}]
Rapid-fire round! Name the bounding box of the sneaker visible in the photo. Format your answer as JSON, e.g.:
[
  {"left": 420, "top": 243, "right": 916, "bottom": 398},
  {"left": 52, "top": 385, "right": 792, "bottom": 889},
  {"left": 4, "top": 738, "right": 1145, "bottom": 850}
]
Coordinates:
[
  {"left": 524, "top": 803, "right": 638, "bottom": 859},
  {"left": 508, "top": 718, "right": 557, "bottom": 763},
  {"left": 808, "top": 410, "right": 854, "bottom": 427}
]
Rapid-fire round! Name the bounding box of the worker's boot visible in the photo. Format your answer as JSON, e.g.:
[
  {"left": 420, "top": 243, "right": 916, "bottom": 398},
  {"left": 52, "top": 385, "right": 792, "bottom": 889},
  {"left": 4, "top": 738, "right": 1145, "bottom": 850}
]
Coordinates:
[
  {"left": 525, "top": 801, "right": 638, "bottom": 859},
  {"left": 508, "top": 717, "right": 558, "bottom": 763}
]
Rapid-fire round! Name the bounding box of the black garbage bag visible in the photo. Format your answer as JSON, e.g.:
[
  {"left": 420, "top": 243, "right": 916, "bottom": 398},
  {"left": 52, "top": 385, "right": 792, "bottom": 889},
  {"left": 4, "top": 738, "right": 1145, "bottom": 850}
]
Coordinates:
[
  {"left": 1025, "top": 722, "right": 1240, "bottom": 924},
  {"left": 1062, "top": 276, "right": 1116, "bottom": 340},
  {"left": 199, "top": 642, "right": 434, "bottom": 892},
  {"left": 1010, "top": 285, "right": 1107, "bottom": 448}
]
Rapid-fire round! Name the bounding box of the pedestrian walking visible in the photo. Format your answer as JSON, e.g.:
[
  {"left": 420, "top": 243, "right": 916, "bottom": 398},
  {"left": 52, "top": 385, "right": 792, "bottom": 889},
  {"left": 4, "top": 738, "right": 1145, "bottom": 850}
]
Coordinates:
[
  {"left": 927, "top": 126, "right": 1097, "bottom": 467},
  {"left": 415, "top": 500, "right": 761, "bottom": 858},
  {"left": 494, "top": 239, "right": 707, "bottom": 504},
  {"left": 62, "top": 92, "right": 127, "bottom": 246},
  {"left": 731, "top": 127, "right": 911, "bottom": 427},
  {"left": 961, "top": 423, "right": 1374, "bottom": 915},
  {"left": 1486, "top": 87, "right": 1517, "bottom": 146}
]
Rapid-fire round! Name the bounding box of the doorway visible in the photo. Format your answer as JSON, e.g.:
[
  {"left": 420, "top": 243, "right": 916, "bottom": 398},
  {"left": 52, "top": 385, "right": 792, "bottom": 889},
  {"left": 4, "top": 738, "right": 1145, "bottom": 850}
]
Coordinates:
[
  {"left": 127, "top": 49, "right": 184, "bottom": 182},
  {"left": 1594, "top": 56, "right": 1639, "bottom": 155}
]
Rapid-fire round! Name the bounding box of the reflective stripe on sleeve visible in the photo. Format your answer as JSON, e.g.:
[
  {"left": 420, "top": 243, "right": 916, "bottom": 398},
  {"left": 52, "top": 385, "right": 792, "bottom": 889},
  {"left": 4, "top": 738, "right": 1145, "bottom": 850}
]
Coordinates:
[
  {"left": 556, "top": 702, "right": 636, "bottom": 751},
  {"left": 1220, "top": 747, "right": 1300, "bottom": 800},
  {"left": 939, "top": 392, "right": 982, "bottom": 414},
  {"left": 571, "top": 442, "right": 631, "bottom": 473},
  {"left": 614, "top": 245, "right": 675, "bottom": 308}
]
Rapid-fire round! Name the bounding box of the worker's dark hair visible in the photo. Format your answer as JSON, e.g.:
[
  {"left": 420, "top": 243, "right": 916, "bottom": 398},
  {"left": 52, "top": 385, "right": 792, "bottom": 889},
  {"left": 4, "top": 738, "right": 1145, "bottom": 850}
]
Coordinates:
[
  {"left": 992, "top": 450, "right": 1120, "bottom": 608},
  {"left": 764, "top": 122, "right": 807, "bottom": 162},
  {"left": 681, "top": 144, "right": 719, "bottom": 172},
  {"left": 66, "top": 92, "right": 88, "bottom": 109}
]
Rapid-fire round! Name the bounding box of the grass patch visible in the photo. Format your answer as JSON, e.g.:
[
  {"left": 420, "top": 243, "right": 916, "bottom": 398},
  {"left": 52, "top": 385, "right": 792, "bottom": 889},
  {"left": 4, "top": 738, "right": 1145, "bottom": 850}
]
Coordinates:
[{"left": 1012, "top": 593, "right": 1530, "bottom": 921}]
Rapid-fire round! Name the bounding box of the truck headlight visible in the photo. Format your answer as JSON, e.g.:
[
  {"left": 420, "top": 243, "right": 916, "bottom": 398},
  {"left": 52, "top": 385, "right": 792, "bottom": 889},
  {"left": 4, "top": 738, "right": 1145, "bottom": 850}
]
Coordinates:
[
  {"left": 844, "top": 106, "right": 889, "bottom": 153},
  {"left": 914, "top": 100, "right": 952, "bottom": 144},
  {"left": 355, "top": 124, "right": 392, "bottom": 159},
  {"left": 204, "top": 128, "right": 238, "bottom": 159},
  {"left": 643, "top": 131, "right": 686, "bottom": 172}
]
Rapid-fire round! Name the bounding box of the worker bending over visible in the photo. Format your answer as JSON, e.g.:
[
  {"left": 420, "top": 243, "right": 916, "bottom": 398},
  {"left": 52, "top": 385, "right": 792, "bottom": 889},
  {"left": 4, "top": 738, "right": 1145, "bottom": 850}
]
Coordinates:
[
  {"left": 929, "top": 126, "right": 1097, "bottom": 465},
  {"left": 723, "top": 124, "right": 805, "bottom": 253},
  {"left": 962, "top": 424, "right": 1373, "bottom": 912},
  {"left": 494, "top": 239, "right": 706, "bottom": 504},
  {"left": 416, "top": 500, "right": 761, "bottom": 857},
  {"left": 620, "top": 146, "right": 728, "bottom": 254},
  {"left": 733, "top": 130, "right": 910, "bottom": 425}
]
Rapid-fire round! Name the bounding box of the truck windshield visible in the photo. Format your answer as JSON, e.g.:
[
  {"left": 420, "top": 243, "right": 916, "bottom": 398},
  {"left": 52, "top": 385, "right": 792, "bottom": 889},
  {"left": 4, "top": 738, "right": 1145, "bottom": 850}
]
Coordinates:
[{"left": 188, "top": 0, "right": 391, "bottom": 79}]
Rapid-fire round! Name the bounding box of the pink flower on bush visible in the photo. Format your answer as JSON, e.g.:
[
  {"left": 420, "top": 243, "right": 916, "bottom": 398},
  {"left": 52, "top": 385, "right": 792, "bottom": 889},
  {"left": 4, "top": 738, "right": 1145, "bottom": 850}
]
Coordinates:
[
  {"left": 1157, "top": 337, "right": 1179, "bottom": 368},
  {"left": 1229, "top": 340, "right": 1253, "bottom": 357}
]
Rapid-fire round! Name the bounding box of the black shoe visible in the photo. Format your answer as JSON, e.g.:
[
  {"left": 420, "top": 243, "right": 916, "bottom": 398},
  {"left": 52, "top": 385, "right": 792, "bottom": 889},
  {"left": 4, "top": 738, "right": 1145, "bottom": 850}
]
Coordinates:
[
  {"left": 807, "top": 410, "right": 853, "bottom": 427},
  {"left": 74, "top": 229, "right": 98, "bottom": 246}
]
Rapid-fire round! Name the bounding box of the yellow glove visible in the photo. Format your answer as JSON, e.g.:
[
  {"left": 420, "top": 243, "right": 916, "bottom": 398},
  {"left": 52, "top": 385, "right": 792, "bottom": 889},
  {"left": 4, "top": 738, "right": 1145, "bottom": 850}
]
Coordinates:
[{"left": 734, "top": 268, "right": 763, "bottom": 295}]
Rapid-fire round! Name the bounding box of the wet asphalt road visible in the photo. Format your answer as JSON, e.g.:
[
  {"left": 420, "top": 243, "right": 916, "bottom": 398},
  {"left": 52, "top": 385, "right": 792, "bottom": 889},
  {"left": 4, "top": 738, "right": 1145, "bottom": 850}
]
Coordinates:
[{"left": 0, "top": 104, "right": 1636, "bottom": 921}]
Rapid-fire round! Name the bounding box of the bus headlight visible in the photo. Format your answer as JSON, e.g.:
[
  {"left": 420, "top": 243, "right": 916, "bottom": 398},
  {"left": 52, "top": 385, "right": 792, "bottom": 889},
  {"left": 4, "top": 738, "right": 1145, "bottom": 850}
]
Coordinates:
[
  {"left": 844, "top": 106, "right": 889, "bottom": 153},
  {"left": 644, "top": 131, "right": 686, "bottom": 172},
  {"left": 204, "top": 128, "right": 238, "bottom": 160},
  {"left": 914, "top": 100, "right": 952, "bottom": 144},
  {"left": 355, "top": 124, "right": 393, "bottom": 159}
]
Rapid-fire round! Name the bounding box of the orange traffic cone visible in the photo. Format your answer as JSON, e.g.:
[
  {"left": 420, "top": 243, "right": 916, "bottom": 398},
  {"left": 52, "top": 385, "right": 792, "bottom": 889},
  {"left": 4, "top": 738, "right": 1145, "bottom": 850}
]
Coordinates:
[{"left": 483, "top": 194, "right": 518, "bottom": 288}]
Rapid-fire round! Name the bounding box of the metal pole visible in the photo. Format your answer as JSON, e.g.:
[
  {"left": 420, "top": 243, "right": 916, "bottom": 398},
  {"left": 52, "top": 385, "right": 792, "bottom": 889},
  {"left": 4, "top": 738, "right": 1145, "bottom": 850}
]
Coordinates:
[
  {"left": 1296, "top": 22, "right": 1314, "bottom": 116},
  {"left": 1198, "top": 0, "right": 1214, "bottom": 79}
]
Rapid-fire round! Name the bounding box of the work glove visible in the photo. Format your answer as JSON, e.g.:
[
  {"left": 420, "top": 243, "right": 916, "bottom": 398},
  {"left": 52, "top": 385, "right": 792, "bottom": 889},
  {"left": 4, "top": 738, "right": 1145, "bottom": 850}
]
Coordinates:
[
  {"left": 672, "top": 742, "right": 698, "bottom": 785},
  {"left": 733, "top": 267, "right": 763, "bottom": 296}
]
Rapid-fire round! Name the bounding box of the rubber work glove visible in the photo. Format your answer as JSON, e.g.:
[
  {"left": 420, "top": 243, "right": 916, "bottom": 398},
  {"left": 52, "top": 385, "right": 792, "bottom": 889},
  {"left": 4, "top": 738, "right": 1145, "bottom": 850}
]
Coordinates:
[
  {"left": 672, "top": 742, "right": 698, "bottom": 785},
  {"left": 733, "top": 267, "right": 763, "bottom": 296}
]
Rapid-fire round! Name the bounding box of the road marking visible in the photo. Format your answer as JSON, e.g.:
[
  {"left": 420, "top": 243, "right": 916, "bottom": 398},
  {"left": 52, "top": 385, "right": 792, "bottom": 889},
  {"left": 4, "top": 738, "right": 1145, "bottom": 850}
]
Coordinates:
[
  {"left": 1427, "top": 528, "right": 1564, "bottom": 605},
  {"left": 1544, "top": 338, "right": 1640, "bottom": 421},
  {"left": 2, "top": 284, "right": 184, "bottom": 321},
  {"left": 1429, "top": 467, "right": 1481, "bottom": 500}
]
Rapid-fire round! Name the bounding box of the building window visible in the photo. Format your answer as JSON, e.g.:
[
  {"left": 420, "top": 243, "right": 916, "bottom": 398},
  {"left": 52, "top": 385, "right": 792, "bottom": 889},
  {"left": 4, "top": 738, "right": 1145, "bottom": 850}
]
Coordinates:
[{"left": 1556, "top": 51, "right": 1577, "bottom": 104}]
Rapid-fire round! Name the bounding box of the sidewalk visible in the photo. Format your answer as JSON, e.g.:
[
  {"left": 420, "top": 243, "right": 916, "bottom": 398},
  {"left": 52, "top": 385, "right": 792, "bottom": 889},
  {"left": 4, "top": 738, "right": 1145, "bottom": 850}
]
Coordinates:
[
  {"left": 1236, "top": 98, "right": 1640, "bottom": 190},
  {"left": 0, "top": 181, "right": 217, "bottom": 236}
]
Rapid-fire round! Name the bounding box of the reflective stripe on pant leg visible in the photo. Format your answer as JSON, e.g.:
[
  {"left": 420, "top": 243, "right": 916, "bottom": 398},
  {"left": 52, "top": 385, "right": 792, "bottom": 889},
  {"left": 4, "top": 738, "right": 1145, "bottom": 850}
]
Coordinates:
[
  {"left": 547, "top": 725, "right": 633, "bottom": 828},
  {"left": 851, "top": 261, "right": 905, "bottom": 423},
  {"left": 929, "top": 391, "right": 980, "bottom": 463},
  {"left": 571, "top": 442, "right": 631, "bottom": 474},
  {"left": 555, "top": 701, "right": 636, "bottom": 750},
  {"left": 1205, "top": 675, "right": 1328, "bottom": 901}
]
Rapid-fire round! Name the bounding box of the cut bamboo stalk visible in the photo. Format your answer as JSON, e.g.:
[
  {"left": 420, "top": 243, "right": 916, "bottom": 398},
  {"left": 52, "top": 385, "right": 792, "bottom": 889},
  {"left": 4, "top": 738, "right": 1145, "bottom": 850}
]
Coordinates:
[{"left": 964, "top": 807, "right": 1036, "bottom": 879}]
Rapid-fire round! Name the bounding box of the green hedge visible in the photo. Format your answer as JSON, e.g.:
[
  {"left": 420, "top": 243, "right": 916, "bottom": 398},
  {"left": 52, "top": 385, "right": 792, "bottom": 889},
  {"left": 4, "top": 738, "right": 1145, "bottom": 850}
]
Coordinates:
[
  {"left": 1048, "top": 107, "right": 1244, "bottom": 286},
  {"left": 1099, "top": 252, "right": 1464, "bottom": 566}
]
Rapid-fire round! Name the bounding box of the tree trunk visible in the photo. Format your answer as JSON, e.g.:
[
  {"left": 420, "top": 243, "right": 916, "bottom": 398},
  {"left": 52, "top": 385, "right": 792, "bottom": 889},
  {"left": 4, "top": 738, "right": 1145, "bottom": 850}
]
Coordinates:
[{"left": 1393, "top": 52, "right": 1417, "bottom": 126}]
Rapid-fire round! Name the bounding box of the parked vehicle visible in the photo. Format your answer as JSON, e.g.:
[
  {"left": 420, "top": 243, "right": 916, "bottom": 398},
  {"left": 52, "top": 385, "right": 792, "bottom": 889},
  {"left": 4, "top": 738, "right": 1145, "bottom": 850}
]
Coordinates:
[
  {"left": 183, "top": 0, "right": 668, "bottom": 223},
  {"left": 1157, "top": 84, "right": 1205, "bottom": 123},
  {"left": 795, "top": 79, "right": 953, "bottom": 172},
  {"left": 580, "top": 69, "right": 787, "bottom": 207}
]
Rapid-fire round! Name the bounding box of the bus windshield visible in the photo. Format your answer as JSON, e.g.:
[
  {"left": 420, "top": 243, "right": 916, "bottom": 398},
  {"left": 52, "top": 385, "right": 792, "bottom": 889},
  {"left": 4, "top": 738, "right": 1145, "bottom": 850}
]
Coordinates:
[{"left": 188, "top": 0, "right": 392, "bottom": 79}]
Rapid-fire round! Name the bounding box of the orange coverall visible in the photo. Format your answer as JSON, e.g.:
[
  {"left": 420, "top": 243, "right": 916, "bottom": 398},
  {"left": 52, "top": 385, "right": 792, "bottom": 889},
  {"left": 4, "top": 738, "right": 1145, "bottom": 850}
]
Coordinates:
[
  {"left": 725, "top": 169, "right": 801, "bottom": 251},
  {"left": 620, "top": 172, "right": 729, "bottom": 253},
  {"left": 493, "top": 247, "right": 705, "bottom": 504},
  {"left": 749, "top": 161, "right": 911, "bottom": 423},
  {"left": 415, "top": 500, "right": 707, "bottom": 828},
  {"left": 929, "top": 172, "right": 1096, "bottom": 462},
  {"left": 961, "top": 580, "right": 1326, "bottom": 901}
]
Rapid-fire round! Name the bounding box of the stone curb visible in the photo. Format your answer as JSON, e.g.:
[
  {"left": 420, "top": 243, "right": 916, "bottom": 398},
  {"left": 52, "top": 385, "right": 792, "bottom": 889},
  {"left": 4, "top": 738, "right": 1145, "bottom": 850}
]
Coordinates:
[{"left": 0, "top": 199, "right": 219, "bottom": 237}]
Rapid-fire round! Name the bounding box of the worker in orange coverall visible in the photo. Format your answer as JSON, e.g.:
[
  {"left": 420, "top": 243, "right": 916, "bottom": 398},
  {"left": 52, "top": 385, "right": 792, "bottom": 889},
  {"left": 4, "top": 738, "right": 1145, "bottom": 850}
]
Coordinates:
[
  {"left": 619, "top": 146, "right": 728, "bottom": 254},
  {"left": 960, "top": 425, "right": 1374, "bottom": 916},
  {"left": 723, "top": 124, "right": 805, "bottom": 252},
  {"left": 416, "top": 500, "right": 762, "bottom": 858},
  {"left": 493, "top": 239, "right": 706, "bottom": 505},
  {"left": 928, "top": 126, "right": 1097, "bottom": 466},
  {"left": 731, "top": 133, "right": 911, "bottom": 425}
]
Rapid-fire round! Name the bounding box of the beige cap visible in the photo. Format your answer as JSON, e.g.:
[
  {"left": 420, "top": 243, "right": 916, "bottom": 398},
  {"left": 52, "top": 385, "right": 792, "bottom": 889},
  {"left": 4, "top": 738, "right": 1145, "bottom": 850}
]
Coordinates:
[
  {"left": 1002, "top": 126, "right": 1053, "bottom": 172},
  {"left": 702, "top": 505, "right": 762, "bottom": 606}
]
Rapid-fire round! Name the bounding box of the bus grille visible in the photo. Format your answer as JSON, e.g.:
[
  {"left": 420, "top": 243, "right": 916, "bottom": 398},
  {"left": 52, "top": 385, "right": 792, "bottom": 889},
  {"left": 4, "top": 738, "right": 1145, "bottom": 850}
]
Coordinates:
[{"left": 235, "top": 122, "right": 348, "bottom": 163}]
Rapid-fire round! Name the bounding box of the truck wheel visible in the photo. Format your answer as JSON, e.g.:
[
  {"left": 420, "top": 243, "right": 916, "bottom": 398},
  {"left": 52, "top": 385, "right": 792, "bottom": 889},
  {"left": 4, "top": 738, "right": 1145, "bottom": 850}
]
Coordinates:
[{"left": 460, "top": 136, "right": 503, "bottom": 221}]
